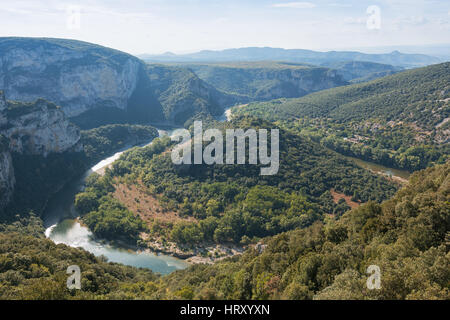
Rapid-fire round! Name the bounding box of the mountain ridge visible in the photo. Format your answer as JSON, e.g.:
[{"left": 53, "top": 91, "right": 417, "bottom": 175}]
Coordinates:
[{"left": 139, "top": 46, "right": 442, "bottom": 68}]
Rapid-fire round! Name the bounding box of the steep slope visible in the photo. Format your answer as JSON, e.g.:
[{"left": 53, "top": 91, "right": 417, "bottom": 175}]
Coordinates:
[
  {"left": 0, "top": 91, "right": 84, "bottom": 214},
  {"left": 0, "top": 89, "right": 6, "bottom": 127},
  {"left": 235, "top": 62, "right": 449, "bottom": 125},
  {"left": 81, "top": 124, "right": 158, "bottom": 164},
  {"left": 179, "top": 62, "right": 347, "bottom": 102},
  {"left": 234, "top": 62, "right": 450, "bottom": 170},
  {"left": 0, "top": 94, "right": 13, "bottom": 210},
  {"left": 140, "top": 47, "right": 441, "bottom": 68}
]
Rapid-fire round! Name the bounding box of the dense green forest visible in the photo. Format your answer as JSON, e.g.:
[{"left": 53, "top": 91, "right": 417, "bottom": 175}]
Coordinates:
[
  {"left": 74, "top": 117, "right": 397, "bottom": 246},
  {"left": 146, "top": 64, "right": 234, "bottom": 125},
  {"left": 234, "top": 62, "right": 450, "bottom": 171},
  {"left": 81, "top": 124, "right": 158, "bottom": 164},
  {"left": 0, "top": 37, "right": 448, "bottom": 301},
  {"left": 154, "top": 161, "right": 450, "bottom": 300},
  {"left": 74, "top": 137, "right": 173, "bottom": 243}
]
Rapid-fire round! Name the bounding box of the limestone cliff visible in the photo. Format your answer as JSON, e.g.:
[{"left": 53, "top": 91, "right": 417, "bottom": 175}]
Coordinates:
[
  {"left": 0, "top": 90, "right": 6, "bottom": 128},
  {"left": 0, "top": 137, "right": 14, "bottom": 210}
]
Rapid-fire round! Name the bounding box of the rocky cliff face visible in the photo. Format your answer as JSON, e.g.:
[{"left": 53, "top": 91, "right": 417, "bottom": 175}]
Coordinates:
[
  {"left": 0, "top": 147, "right": 14, "bottom": 210},
  {"left": 0, "top": 91, "right": 82, "bottom": 211},
  {"left": 0, "top": 37, "right": 141, "bottom": 118}
]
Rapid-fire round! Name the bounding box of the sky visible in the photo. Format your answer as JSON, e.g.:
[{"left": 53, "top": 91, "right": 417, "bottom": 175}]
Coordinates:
[{"left": 0, "top": 0, "right": 449, "bottom": 55}]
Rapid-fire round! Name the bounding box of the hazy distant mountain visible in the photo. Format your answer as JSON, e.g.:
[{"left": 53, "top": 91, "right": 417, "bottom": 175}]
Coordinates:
[{"left": 139, "top": 47, "right": 441, "bottom": 68}]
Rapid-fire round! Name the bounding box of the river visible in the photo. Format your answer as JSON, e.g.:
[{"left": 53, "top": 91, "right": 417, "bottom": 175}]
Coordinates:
[{"left": 43, "top": 128, "right": 189, "bottom": 275}]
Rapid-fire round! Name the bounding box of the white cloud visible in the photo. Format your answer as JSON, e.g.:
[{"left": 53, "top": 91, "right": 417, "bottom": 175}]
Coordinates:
[
  {"left": 343, "top": 17, "right": 366, "bottom": 25},
  {"left": 272, "top": 2, "right": 316, "bottom": 9},
  {"left": 328, "top": 3, "right": 352, "bottom": 8}
]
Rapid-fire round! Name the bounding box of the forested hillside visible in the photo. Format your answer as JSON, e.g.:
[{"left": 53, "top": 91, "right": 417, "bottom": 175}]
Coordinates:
[
  {"left": 3, "top": 122, "right": 158, "bottom": 218},
  {"left": 320, "top": 61, "right": 402, "bottom": 83},
  {"left": 146, "top": 64, "right": 236, "bottom": 125},
  {"left": 179, "top": 62, "right": 347, "bottom": 102},
  {"left": 234, "top": 62, "right": 450, "bottom": 171},
  {"left": 70, "top": 63, "right": 238, "bottom": 128},
  {"left": 0, "top": 37, "right": 447, "bottom": 302}
]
